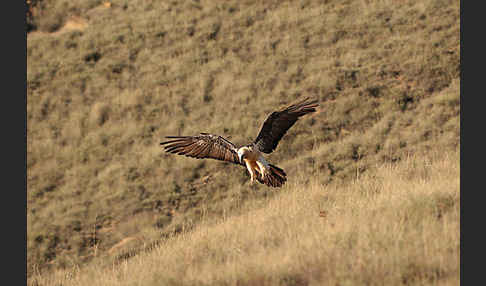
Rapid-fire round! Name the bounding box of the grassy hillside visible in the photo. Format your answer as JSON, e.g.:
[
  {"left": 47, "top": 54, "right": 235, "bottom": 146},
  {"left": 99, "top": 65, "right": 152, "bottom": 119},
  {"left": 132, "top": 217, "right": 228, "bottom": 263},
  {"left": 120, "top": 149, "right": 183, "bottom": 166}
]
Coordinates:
[
  {"left": 30, "top": 148, "right": 460, "bottom": 285},
  {"left": 27, "top": 0, "right": 460, "bottom": 281}
]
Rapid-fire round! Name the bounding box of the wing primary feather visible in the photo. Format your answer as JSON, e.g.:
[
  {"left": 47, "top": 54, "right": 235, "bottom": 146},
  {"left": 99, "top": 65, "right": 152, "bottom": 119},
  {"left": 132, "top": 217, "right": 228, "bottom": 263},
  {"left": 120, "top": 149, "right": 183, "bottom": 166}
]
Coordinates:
[
  {"left": 160, "top": 133, "right": 241, "bottom": 165},
  {"left": 195, "top": 141, "right": 211, "bottom": 158},
  {"left": 253, "top": 98, "right": 319, "bottom": 154},
  {"left": 164, "top": 141, "right": 195, "bottom": 150},
  {"left": 160, "top": 136, "right": 196, "bottom": 145},
  {"left": 185, "top": 143, "right": 207, "bottom": 157}
]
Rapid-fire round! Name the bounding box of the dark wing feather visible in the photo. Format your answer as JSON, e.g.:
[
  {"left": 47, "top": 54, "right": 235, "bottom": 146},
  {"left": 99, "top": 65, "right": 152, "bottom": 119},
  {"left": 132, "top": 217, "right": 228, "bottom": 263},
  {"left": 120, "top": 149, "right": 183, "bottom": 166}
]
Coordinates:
[
  {"left": 160, "top": 133, "right": 242, "bottom": 165},
  {"left": 253, "top": 98, "right": 318, "bottom": 154}
]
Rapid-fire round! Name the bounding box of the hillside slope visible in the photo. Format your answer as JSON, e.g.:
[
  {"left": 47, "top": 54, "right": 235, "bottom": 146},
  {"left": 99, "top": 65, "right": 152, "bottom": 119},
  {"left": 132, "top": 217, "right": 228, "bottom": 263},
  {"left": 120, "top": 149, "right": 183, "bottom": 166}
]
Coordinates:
[
  {"left": 31, "top": 148, "right": 460, "bottom": 285},
  {"left": 27, "top": 0, "right": 459, "bottom": 278}
]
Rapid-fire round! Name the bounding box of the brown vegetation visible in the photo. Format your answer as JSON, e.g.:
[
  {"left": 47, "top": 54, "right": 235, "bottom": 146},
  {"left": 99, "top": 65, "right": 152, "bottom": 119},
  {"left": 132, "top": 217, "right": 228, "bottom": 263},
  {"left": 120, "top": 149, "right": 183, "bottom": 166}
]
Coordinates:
[
  {"left": 27, "top": 0, "right": 459, "bottom": 283},
  {"left": 30, "top": 148, "right": 460, "bottom": 285}
]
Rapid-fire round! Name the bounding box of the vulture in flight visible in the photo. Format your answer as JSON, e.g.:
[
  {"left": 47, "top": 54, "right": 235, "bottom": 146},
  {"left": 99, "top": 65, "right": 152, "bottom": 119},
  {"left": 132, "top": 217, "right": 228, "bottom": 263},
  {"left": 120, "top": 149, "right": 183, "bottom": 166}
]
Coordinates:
[{"left": 160, "top": 98, "right": 319, "bottom": 187}]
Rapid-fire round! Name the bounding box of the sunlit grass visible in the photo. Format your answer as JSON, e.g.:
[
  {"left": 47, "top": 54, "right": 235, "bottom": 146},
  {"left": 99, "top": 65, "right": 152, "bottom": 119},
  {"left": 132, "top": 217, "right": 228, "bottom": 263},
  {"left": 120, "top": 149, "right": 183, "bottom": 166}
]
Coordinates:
[
  {"left": 30, "top": 148, "right": 459, "bottom": 286},
  {"left": 27, "top": 0, "right": 459, "bottom": 279}
]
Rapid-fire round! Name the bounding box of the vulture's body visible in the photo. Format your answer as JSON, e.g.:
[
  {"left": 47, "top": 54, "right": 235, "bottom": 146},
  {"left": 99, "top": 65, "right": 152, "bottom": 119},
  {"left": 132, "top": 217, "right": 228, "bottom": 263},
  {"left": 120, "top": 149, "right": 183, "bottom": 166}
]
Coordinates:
[{"left": 160, "top": 98, "right": 319, "bottom": 187}]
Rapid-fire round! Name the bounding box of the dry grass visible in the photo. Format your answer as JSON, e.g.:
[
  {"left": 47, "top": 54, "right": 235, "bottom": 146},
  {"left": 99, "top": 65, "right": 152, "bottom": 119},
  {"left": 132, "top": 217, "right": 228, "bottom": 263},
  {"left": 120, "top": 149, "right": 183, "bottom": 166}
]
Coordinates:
[
  {"left": 27, "top": 0, "right": 459, "bottom": 279},
  {"left": 30, "top": 148, "right": 459, "bottom": 286}
]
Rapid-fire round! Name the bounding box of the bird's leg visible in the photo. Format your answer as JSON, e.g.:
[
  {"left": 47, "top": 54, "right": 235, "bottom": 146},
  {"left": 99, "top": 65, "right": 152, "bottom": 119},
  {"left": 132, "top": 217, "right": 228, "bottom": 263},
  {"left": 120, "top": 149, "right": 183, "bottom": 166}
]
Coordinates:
[
  {"left": 245, "top": 161, "right": 257, "bottom": 184},
  {"left": 249, "top": 169, "right": 257, "bottom": 184},
  {"left": 256, "top": 161, "right": 266, "bottom": 180}
]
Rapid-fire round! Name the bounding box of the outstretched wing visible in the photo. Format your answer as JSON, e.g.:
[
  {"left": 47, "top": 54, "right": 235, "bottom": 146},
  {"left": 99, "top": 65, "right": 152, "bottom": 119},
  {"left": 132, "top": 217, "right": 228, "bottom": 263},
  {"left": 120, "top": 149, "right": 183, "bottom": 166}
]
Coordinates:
[
  {"left": 160, "top": 133, "right": 242, "bottom": 165},
  {"left": 253, "top": 97, "right": 319, "bottom": 154}
]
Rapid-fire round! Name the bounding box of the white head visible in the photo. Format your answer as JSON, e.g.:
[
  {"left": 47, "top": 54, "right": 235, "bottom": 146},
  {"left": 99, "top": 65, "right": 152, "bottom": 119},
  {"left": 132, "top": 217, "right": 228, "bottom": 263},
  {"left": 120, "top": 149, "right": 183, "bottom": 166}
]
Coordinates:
[{"left": 237, "top": 147, "right": 250, "bottom": 163}]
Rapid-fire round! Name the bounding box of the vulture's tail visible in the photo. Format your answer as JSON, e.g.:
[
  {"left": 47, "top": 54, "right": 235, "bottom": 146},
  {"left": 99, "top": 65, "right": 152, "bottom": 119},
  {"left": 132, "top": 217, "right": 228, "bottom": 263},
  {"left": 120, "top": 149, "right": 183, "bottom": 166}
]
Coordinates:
[{"left": 257, "top": 164, "right": 287, "bottom": 188}]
